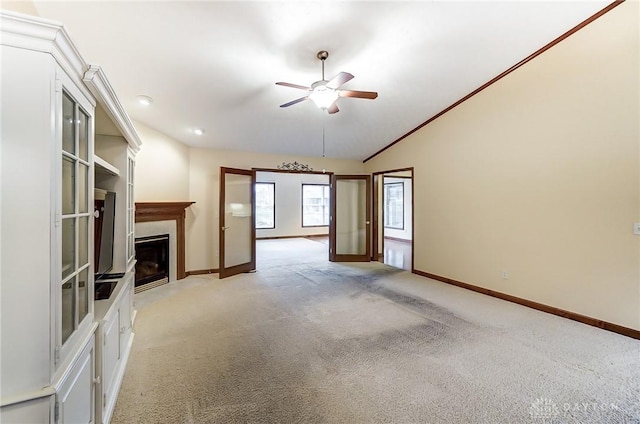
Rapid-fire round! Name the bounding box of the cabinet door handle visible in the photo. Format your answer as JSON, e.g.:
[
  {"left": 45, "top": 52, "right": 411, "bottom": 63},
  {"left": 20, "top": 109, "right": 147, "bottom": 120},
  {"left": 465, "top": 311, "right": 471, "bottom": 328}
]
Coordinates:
[
  {"left": 93, "top": 376, "right": 101, "bottom": 385},
  {"left": 120, "top": 326, "right": 126, "bottom": 334}
]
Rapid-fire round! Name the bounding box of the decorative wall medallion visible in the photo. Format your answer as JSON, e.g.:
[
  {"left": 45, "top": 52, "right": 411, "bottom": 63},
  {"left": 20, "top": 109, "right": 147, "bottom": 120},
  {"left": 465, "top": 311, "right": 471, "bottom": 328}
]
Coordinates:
[{"left": 277, "top": 161, "right": 313, "bottom": 172}]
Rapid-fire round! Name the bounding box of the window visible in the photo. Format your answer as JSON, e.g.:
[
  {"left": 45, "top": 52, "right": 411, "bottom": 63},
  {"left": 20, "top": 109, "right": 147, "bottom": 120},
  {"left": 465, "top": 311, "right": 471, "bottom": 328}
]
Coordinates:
[
  {"left": 384, "top": 182, "right": 404, "bottom": 229},
  {"left": 302, "top": 184, "right": 330, "bottom": 227},
  {"left": 255, "top": 182, "right": 275, "bottom": 229}
]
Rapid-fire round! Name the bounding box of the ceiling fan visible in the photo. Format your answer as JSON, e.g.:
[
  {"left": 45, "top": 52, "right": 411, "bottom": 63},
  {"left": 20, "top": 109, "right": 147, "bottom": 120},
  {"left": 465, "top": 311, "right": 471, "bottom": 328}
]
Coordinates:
[{"left": 276, "top": 50, "right": 378, "bottom": 114}]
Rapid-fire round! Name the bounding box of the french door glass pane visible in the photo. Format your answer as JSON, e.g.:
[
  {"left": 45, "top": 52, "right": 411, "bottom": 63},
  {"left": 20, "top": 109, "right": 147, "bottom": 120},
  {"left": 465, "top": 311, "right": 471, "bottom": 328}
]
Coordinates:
[
  {"left": 335, "top": 179, "right": 367, "bottom": 255},
  {"left": 62, "top": 93, "right": 75, "bottom": 154},
  {"left": 78, "top": 109, "right": 89, "bottom": 161},
  {"left": 224, "top": 173, "right": 252, "bottom": 267},
  {"left": 62, "top": 157, "right": 75, "bottom": 214},
  {"left": 62, "top": 218, "right": 76, "bottom": 279},
  {"left": 78, "top": 216, "right": 88, "bottom": 267},
  {"left": 61, "top": 280, "right": 74, "bottom": 343},
  {"left": 78, "top": 268, "right": 88, "bottom": 322},
  {"left": 78, "top": 164, "right": 88, "bottom": 213}
]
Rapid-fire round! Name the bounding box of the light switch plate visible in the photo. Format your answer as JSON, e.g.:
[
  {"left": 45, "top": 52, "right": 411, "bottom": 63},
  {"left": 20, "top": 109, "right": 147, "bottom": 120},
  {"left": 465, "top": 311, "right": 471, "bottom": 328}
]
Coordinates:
[{"left": 634, "top": 223, "right": 640, "bottom": 235}]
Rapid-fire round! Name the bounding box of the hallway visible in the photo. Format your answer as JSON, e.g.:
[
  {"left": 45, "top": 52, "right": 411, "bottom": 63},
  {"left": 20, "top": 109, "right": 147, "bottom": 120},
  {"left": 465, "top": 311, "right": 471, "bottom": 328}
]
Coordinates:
[{"left": 383, "top": 237, "right": 412, "bottom": 271}]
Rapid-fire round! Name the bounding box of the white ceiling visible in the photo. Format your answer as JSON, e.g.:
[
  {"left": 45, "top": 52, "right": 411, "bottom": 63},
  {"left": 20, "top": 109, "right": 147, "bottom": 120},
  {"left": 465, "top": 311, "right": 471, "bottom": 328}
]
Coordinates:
[{"left": 33, "top": 1, "right": 610, "bottom": 161}]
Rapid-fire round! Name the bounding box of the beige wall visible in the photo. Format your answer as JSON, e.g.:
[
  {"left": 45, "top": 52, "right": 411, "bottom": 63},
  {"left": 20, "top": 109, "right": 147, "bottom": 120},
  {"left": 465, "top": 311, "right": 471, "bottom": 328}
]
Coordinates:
[
  {"left": 365, "top": 2, "right": 639, "bottom": 330},
  {"left": 0, "top": 1, "right": 38, "bottom": 15},
  {"left": 187, "top": 147, "right": 364, "bottom": 271},
  {"left": 134, "top": 121, "right": 190, "bottom": 202}
]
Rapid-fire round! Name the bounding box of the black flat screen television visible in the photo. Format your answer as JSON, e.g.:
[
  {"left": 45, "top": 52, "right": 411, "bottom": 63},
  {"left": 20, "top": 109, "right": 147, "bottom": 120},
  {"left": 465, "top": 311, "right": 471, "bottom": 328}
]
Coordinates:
[{"left": 94, "top": 190, "right": 116, "bottom": 281}]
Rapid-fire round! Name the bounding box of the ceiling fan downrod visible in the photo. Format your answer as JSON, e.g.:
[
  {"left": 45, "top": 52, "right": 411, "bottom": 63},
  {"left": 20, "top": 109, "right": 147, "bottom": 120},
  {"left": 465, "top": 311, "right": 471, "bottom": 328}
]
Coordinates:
[{"left": 317, "top": 50, "right": 329, "bottom": 81}]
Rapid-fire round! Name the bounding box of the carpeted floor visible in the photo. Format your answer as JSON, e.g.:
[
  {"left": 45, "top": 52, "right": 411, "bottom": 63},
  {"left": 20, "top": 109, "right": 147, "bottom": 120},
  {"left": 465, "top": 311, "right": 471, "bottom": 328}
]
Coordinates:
[{"left": 112, "top": 238, "right": 640, "bottom": 423}]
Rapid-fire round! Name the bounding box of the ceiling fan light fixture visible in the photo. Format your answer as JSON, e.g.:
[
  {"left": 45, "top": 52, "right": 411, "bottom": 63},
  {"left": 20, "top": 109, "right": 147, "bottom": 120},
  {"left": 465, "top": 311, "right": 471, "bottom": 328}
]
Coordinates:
[
  {"left": 309, "top": 86, "right": 339, "bottom": 110},
  {"left": 277, "top": 50, "right": 377, "bottom": 113}
]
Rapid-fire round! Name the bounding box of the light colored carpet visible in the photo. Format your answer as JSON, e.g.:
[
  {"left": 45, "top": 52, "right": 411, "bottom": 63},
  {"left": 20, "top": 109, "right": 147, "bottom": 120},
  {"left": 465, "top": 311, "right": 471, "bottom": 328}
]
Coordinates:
[{"left": 112, "top": 238, "right": 640, "bottom": 423}]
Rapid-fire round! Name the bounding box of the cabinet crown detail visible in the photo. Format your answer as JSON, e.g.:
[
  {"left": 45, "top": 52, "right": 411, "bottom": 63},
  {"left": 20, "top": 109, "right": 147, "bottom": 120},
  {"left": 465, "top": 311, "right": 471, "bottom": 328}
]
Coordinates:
[
  {"left": 1, "top": 11, "right": 94, "bottom": 104},
  {"left": 83, "top": 66, "right": 142, "bottom": 152}
]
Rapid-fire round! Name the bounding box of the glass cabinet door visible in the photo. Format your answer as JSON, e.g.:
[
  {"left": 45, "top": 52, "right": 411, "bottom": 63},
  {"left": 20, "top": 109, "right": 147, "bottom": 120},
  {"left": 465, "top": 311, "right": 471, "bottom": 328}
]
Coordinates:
[
  {"left": 126, "top": 152, "right": 135, "bottom": 267},
  {"left": 60, "top": 90, "right": 92, "bottom": 350}
]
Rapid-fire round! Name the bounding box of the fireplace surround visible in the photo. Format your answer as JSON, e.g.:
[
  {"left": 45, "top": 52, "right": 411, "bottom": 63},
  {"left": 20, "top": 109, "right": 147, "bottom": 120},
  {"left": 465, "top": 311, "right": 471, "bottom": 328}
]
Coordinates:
[{"left": 135, "top": 202, "right": 194, "bottom": 283}]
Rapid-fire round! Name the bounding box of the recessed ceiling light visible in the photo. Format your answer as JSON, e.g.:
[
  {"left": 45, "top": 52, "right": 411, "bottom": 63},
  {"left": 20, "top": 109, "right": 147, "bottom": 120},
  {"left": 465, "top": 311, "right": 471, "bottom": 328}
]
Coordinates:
[
  {"left": 136, "top": 95, "right": 153, "bottom": 106},
  {"left": 193, "top": 128, "right": 205, "bottom": 136}
]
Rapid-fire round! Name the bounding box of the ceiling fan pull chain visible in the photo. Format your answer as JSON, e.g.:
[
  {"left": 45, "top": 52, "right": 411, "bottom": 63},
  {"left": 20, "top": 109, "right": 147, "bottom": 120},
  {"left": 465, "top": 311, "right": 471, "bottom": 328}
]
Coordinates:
[{"left": 322, "top": 115, "right": 326, "bottom": 158}]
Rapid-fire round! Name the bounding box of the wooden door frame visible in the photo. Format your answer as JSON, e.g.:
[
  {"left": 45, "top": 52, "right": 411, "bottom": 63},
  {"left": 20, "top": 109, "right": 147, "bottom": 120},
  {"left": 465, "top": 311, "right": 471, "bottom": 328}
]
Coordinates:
[
  {"left": 219, "top": 167, "right": 256, "bottom": 278},
  {"left": 371, "top": 167, "right": 414, "bottom": 272}
]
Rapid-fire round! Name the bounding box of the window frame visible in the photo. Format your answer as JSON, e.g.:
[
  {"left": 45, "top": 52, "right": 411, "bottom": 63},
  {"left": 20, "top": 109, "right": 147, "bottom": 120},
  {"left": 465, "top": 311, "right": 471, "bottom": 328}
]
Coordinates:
[
  {"left": 383, "top": 181, "right": 404, "bottom": 230},
  {"left": 301, "top": 183, "right": 330, "bottom": 228},
  {"left": 255, "top": 182, "right": 276, "bottom": 229}
]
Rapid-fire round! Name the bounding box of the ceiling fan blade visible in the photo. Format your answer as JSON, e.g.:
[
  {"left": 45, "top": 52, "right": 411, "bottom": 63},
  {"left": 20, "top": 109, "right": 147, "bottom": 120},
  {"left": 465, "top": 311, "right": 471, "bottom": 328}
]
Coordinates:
[
  {"left": 280, "top": 96, "right": 309, "bottom": 108},
  {"left": 327, "top": 103, "right": 339, "bottom": 114},
  {"left": 339, "top": 90, "right": 378, "bottom": 99},
  {"left": 326, "top": 72, "right": 354, "bottom": 89},
  {"left": 276, "top": 82, "right": 311, "bottom": 91}
]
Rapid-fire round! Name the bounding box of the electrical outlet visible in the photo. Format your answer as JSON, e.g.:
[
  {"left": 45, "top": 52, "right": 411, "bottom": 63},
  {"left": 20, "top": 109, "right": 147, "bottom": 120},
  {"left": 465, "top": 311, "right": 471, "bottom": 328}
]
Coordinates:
[
  {"left": 634, "top": 223, "right": 640, "bottom": 235},
  {"left": 502, "top": 271, "right": 509, "bottom": 280}
]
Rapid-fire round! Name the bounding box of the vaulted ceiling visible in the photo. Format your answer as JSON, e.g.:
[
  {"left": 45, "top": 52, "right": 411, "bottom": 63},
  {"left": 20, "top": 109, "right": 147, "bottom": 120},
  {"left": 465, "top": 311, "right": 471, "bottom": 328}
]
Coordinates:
[{"left": 33, "top": 1, "right": 611, "bottom": 160}]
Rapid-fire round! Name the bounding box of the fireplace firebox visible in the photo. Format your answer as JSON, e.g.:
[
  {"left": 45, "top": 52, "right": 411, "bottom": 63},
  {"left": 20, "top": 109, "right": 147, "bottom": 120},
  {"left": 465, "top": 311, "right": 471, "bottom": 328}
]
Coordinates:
[{"left": 135, "top": 234, "right": 170, "bottom": 293}]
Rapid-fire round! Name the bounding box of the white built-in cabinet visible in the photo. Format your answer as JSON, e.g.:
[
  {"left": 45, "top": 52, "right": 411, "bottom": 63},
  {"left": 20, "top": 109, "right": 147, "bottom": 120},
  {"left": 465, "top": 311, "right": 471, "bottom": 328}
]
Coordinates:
[
  {"left": 95, "top": 273, "right": 134, "bottom": 423},
  {"left": 1, "top": 11, "right": 141, "bottom": 424},
  {"left": 91, "top": 133, "right": 137, "bottom": 423},
  {"left": 56, "top": 336, "right": 96, "bottom": 424}
]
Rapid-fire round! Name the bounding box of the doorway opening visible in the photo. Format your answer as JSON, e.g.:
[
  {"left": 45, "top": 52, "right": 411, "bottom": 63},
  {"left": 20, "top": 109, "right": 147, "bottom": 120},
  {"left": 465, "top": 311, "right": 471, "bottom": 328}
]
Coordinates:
[
  {"left": 372, "top": 168, "right": 414, "bottom": 271},
  {"left": 253, "top": 169, "right": 332, "bottom": 265}
]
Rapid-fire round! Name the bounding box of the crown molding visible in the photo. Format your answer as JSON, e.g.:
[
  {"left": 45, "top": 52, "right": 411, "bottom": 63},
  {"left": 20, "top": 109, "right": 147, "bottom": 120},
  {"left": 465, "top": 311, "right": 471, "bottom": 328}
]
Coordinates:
[
  {"left": 0, "top": 11, "right": 94, "bottom": 105},
  {"left": 1, "top": 11, "right": 142, "bottom": 152},
  {"left": 362, "top": 1, "right": 625, "bottom": 163},
  {"left": 83, "top": 66, "right": 142, "bottom": 152}
]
